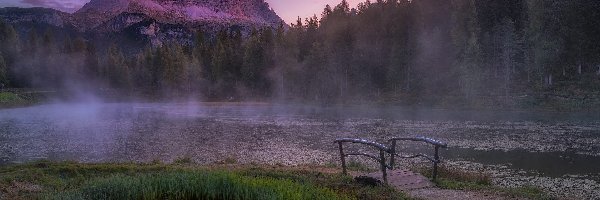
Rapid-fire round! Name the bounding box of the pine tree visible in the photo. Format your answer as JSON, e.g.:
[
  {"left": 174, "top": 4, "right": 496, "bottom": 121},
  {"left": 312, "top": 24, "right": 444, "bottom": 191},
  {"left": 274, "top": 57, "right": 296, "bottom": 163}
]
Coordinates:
[
  {"left": 304, "top": 42, "right": 328, "bottom": 100},
  {"left": 451, "top": 0, "right": 482, "bottom": 99},
  {"left": 211, "top": 34, "right": 228, "bottom": 82},
  {"left": 321, "top": 4, "right": 333, "bottom": 25},
  {"left": 42, "top": 28, "right": 56, "bottom": 55},
  {"left": 526, "top": 0, "right": 563, "bottom": 88},
  {"left": 334, "top": 0, "right": 351, "bottom": 14},
  {"left": 162, "top": 44, "right": 188, "bottom": 92},
  {"left": 83, "top": 43, "right": 100, "bottom": 81},
  {"left": 0, "top": 19, "right": 18, "bottom": 63},
  {"left": 0, "top": 53, "right": 8, "bottom": 86},
  {"left": 62, "top": 35, "right": 74, "bottom": 54},
  {"left": 26, "top": 30, "right": 39, "bottom": 56},
  {"left": 496, "top": 17, "right": 519, "bottom": 96},
  {"left": 242, "top": 33, "right": 265, "bottom": 92},
  {"left": 106, "top": 44, "right": 131, "bottom": 90},
  {"left": 186, "top": 52, "right": 203, "bottom": 93}
]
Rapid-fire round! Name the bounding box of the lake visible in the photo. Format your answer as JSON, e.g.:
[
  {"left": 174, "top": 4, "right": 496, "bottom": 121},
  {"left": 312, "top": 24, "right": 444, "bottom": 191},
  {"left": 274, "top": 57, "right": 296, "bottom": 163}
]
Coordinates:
[{"left": 0, "top": 102, "right": 598, "bottom": 198}]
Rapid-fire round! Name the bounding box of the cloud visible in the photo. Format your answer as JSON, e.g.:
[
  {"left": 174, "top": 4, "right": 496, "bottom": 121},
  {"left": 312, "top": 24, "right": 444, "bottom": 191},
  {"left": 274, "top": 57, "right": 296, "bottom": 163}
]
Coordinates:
[{"left": 19, "top": 0, "right": 88, "bottom": 13}]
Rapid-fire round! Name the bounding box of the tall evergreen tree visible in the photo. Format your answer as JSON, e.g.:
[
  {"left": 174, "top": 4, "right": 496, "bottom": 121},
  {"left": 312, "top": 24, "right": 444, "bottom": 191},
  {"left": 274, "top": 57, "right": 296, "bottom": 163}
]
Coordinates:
[
  {"left": 211, "top": 32, "right": 228, "bottom": 82},
  {"left": 106, "top": 44, "right": 131, "bottom": 90},
  {"left": 0, "top": 19, "right": 18, "bottom": 65},
  {"left": 0, "top": 53, "right": 8, "bottom": 86},
  {"left": 451, "top": 0, "right": 482, "bottom": 99}
]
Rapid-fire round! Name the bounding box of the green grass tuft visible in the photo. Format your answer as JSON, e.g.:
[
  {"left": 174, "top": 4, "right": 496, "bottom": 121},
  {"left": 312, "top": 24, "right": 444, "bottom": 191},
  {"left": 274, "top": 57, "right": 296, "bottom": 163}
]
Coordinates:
[
  {"left": 0, "top": 92, "right": 24, "bottom": 104},
  {"left": 417, "top": 165, "right": 553, "bottom": 200},
  {"left": 239, "top": 167, "right": 408, "bottom": 200},
  {"left": 421, "top": 165, "right": 491, "bottom": 190},
  {"left": 346, "top": 160, "right": 373, "bottom": 172},
  {"left": 500, "top": 185, "right": 555, "bottom": 200},
  {"left": 47, "top": 171, "right": 344, "bottom": 200},
  {"left": 0, "top": 162, "right": 411, "bottom": 200},
  {"left": 173, "top": 156, "right": 194, "bottom": 164}
]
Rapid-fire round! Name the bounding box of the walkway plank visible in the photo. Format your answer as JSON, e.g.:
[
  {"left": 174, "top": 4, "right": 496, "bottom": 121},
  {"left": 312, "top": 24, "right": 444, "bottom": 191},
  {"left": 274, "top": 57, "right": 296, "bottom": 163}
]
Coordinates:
[
  {"left": 358, "top": 169, "right": 513, "bottom": 200},
  {"left": 363, "top": 169, "right": 434, "bottom": 191}
]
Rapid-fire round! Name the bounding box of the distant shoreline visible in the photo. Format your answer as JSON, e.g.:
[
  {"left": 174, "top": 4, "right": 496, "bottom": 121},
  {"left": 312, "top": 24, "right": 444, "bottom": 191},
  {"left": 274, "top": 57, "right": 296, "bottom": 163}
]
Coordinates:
[
  {"left": 2, "top": 88, "right": 600, "bottom": 112},
  {"left": 3, "top": 91, "right": 600, "bottom": 116}
]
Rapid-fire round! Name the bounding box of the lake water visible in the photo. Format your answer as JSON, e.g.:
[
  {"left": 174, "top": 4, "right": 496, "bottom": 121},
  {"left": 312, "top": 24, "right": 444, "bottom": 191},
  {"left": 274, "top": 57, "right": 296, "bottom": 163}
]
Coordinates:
[{"left": 0, "top": 102, "right": 599, "bottom": 198}]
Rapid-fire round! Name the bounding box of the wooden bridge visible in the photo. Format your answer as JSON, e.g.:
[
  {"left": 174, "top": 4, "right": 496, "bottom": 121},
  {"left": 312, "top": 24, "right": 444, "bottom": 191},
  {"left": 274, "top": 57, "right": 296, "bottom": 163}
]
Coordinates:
[
  {"left": 335, "top": 136, "right": 447, "bottom": 183},
  {"left": 335, "top": 137, "right": 509, "bottom": 199}
]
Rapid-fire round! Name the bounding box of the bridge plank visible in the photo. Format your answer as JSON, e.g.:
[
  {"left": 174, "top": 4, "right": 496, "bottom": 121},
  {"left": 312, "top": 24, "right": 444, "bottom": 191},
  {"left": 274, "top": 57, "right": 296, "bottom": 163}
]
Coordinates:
[{"left": 358, "top": 169, "right": 513, "bottom": 200}]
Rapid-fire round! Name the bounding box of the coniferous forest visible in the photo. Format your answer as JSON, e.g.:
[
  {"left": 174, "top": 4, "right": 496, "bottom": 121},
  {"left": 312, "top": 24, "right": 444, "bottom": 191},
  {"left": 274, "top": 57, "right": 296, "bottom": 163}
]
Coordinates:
[{"left": 1, "top": 0, "right": 600, "bottom": 108}]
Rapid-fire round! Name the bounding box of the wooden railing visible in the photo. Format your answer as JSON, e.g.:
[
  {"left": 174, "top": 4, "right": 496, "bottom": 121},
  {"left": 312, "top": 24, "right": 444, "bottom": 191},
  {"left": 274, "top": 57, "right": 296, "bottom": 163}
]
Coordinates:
[{"left": 335, "top": 136, "right": 447, "bottom": 183}]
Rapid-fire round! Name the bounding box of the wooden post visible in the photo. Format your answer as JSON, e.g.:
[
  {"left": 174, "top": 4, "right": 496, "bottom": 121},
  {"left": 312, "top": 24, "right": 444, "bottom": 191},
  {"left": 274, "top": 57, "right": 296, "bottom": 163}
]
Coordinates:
[
  {"left": 390, "top": 140, "right": 396, "bottom": 170},
  {"left": 433, "top": 146, "right": 440, "bottom": 181},
  {"left": 380, "top": 149, "right": 387, "bottom": 184},
  {"left": 338, "top": 142, "right": 347, "bottom": 175}
]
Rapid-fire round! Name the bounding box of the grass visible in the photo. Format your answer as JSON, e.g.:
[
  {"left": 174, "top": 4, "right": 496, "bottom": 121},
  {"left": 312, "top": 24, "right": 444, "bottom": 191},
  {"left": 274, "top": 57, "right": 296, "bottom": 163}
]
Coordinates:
[
  {"left": 500, "top": 186, "right": 554, "bottom": 200},
  {"left": 419, "top": 165, "right": 492, "bottom": 190},
  {"left": 47, "top": 172, "right": 341, "bottom": 200},
  {"left": 0, "top": 161, "right": 410, "bottom": 200},
  {"left": 214, "top": 156, "right": 238, "bottom": 165},
  {"left": 237, "top": 167, "right": 406, "bottom": 200},
  {"left": 346, "top": 160, "right": 373, "bottom": 172},
  {"left": 173, "top": 156, "right": 194, "bottom": 164},
  {"left": 0, "top": 92, "right": 24, "bottom": 104},
  {"left": 417, "top": 165, "right": 554, "bottom": 200},
  {"left": 0, "top": 91, "right": 45, "bottom": 108}
]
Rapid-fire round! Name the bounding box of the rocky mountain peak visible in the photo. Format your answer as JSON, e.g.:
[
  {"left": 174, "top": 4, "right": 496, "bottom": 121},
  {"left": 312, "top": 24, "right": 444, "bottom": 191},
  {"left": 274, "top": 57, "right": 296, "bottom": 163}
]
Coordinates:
[{"left": 74, "top": 0, "right": 284, "bottom": 30}]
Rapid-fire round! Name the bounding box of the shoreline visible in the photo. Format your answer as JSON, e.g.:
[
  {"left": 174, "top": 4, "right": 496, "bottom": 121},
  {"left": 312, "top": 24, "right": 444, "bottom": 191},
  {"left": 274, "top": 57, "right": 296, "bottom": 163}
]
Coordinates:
[{"left": 0, "top": 161, "right": 552, "bottom": 200}]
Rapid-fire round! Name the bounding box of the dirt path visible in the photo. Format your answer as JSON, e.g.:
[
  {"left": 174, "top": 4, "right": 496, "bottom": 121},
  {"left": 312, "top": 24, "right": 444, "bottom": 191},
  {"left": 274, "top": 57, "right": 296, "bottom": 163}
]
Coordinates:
[{"left": 360, "top": 169, "right": 515, "bottom": 200}]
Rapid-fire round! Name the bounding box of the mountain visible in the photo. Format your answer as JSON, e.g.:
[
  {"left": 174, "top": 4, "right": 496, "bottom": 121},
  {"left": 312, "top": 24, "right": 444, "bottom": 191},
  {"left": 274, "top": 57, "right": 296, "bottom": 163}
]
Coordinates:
[
  {"left": 73, "top": 0, "right": 284, "bottom": 31},
  {"left": 0, "top": 0, "right": 285, "bottom": 46},
  {"left": 0, "top": 7, "right": 73, "bottom": 28}
]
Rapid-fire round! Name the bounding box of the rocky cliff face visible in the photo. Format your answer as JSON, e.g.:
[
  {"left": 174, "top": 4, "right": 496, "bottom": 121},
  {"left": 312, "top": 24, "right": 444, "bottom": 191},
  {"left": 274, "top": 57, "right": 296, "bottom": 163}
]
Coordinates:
[
  {"left": 74, "top": 0, "right": 284, "bottom": 31},
  {"left": 0, "top": 7, "right": 71, "bottom": 28},
  {"left": 1, "top": 0, "right": 285, "bottom": 46}
]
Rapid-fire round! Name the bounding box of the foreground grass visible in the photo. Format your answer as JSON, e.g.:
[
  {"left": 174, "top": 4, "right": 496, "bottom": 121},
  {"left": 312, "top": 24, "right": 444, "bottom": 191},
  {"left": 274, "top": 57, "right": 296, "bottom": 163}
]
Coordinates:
[
  {"left": 418, "top": 165, "right": 554, "bottom": 200},
  {"left": 0, "top": 161, "right": 409, "bottom": 200},
  {"left": 50, "top": 172, "right": 341, "bottom": 200}
]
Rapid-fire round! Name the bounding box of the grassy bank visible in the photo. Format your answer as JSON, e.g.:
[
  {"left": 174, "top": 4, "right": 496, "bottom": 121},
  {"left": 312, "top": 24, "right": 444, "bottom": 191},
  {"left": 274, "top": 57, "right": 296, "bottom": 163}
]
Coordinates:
[
  {"left": 0, "top": 91, "right": 47, "bottom": 108},
  {"left": 418, "top": 165, "right": 554, "bottom": 200},
  {"left": 0, "top": 92, "right": 26, "bottom": 107},
  {"left": 0, "top": 161, "right": 408, "bottom": 200}
]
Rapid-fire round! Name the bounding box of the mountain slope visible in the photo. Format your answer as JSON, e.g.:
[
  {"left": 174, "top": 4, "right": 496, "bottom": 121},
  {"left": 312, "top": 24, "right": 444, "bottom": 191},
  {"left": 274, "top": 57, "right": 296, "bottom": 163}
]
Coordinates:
[
  {"left": 1, "top": 0, "right": 285, "bottom": 46},
  {"left": 0, "top": 7, "right": 71, "bottom": 28},
  {"left": 73, "top": 0, "right": 284, "bottom": 31}
]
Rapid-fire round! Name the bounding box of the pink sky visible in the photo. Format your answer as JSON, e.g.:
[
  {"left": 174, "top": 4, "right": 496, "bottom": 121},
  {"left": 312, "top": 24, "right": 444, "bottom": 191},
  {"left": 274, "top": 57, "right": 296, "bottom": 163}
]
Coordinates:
[
  {"left": 0, "top": 0, "right": 363, "bottom": 24},
  {"left": 268, "top": 0, "right": 363, "bottom": 23}
]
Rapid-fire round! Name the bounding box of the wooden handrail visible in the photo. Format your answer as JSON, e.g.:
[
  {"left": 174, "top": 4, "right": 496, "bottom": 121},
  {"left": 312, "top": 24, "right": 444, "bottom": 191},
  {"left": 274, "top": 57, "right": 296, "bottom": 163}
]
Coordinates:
[{"left": 335, "top": 136, "right": 447, "bottom": 183}]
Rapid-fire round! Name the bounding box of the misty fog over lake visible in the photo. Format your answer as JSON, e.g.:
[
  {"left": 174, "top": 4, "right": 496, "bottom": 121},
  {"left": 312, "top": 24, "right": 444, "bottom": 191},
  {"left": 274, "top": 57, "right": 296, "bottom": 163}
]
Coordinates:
[{"left": 1, "top": 102, "right": 599, "bottom": 198}]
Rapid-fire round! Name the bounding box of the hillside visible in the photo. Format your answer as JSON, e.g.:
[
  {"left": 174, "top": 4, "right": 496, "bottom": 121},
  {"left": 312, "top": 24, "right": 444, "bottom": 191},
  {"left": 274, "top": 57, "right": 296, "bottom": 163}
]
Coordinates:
[{"left": 0, "top": 0, "right": 285, "bottom": 45}]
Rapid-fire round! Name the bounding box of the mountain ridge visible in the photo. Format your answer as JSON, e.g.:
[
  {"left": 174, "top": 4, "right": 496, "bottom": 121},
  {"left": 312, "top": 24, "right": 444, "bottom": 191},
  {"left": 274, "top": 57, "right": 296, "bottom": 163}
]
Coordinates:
[
  {"left": 72, "top": 0, "right": 284, "bottom": 31},
  {"left": 0, "top": 0, "right": 285, "bottom": 46}
]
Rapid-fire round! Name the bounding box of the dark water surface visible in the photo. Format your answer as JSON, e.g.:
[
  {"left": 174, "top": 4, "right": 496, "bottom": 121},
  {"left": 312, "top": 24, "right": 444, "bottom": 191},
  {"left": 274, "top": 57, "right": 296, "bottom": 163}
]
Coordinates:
[
  {"left": 1, "top": 102, "right": 599, "bottom": 182},
  {"left": 444, "top": 148, "right": 600, "bottom": 179}
]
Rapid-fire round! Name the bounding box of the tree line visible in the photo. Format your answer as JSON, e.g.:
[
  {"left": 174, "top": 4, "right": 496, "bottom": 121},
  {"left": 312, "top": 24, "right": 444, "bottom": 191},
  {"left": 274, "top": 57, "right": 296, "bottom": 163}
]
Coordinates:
[{"left": 1, "top": 0, "right": 599, "bottom": 105}]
